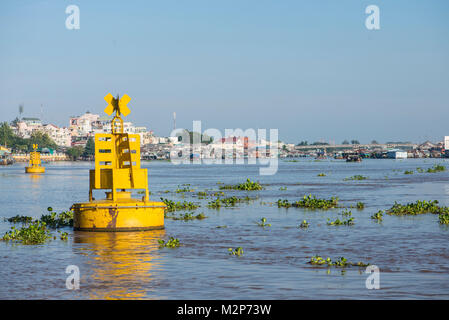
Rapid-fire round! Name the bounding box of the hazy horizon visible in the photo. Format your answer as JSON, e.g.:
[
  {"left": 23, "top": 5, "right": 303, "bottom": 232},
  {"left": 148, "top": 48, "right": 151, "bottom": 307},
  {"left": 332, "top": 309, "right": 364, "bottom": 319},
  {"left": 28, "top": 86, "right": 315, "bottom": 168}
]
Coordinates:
[{"left": 1, "top": 0, "right": 448, "bottom": 144}]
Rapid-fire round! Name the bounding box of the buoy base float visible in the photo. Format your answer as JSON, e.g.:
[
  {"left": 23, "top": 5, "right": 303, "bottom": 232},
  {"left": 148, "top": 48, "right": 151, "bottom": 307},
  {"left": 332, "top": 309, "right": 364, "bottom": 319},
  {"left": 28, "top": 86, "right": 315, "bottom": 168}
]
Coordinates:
[
  {"left": 25, "top": 166, "right": 45, "bottom": 173},
  {"left": 25, "top": 144, "right": 45, "bottom": 173},
  {"left": 73, "top": 192, "right": 165, "bottom": 231},
  {"left": 72, "top": 93, "right": 166, "bottom": 232}
]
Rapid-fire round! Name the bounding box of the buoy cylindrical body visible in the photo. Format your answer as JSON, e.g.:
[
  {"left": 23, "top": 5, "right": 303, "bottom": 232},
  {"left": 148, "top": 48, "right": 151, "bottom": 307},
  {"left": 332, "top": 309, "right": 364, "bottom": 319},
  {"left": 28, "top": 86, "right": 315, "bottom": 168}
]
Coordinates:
[
  {"left": 25, "top": 166, "right": 45, "bottom": 173},
  {"left": 73, "top": 192, "right": 165, "bottom": 231}
]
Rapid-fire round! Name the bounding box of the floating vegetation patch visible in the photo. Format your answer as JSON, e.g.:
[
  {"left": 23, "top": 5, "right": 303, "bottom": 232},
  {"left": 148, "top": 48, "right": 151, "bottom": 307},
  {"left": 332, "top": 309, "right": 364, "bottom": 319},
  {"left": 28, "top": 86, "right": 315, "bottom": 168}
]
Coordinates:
[
  {"left": 277, "top": 195, "right": 339, "bottom": 210},
  {"left": 1, "top": 221, "right": 52, "bottom": 245},
  {"left": 5, "top": 215, "right": 33, "bottom": 224},
  {"left": 207, "top": 196, "right": 255, "bottom": 209},
  {"left": 344, "top": 175, "right": 368, "bottom": 181},
  {"left": 371, "top": 210, "right": 384, "bottom": 221},
  {"left": 327, "top": 217, "right": 354, "bottom": 226},
  {"left": 404, "top": 170, "right": 414, "bottom": 175},
  {"left": 416, "top": 167, "right": 424, "bottom": 173},
  {"left": 216, "top": 225, "right": 227, "bottom": 228},
  {"left": 167, "top": 212, "right": 207, "bottom": 221},
  {"left": 439, "top": 213, "right": 449, "bottom": 225},
  {"left": 427, "top": 165, "right": 446, "bottom": 173},
  {"left": 298, "top": 220, "right": 309, "bottom": 229},
  {"left": 256, "top": 217, "right": 271, "bottom": 227},
  {"left": 356, "top": 202, "right": 365, "bottom": 210},
  {"left": 175, "top": 184, "right": 195, "bottom": 193},
  {"left": 340, "top": 209, "right": 352, "bottom": 217},
  {"left": 160, "top": 198, "right": 199, "bottom": 212},
  {"left": 219, "top": 178, "right": 264, "bottom": 191},
  {"left": 40, "top": 208, "right": 74, "bottom": 228},
  {"left": 279, "top": 186, "right": 287, "bottom": 191},
  {"left": 309, "top": 256, "right": 369, "bottom": 268},
  {"left": 317, "top": 173, "right": 326, "bottom": 177},
  {"left": 158, "top": 237, "right": 180, "bottom": 248},
  {"left": 386, "top": 200, "right": 449, "bottom": 216},
  {"left": 228, "top": 247, "right": 244, "bottom": 256}
]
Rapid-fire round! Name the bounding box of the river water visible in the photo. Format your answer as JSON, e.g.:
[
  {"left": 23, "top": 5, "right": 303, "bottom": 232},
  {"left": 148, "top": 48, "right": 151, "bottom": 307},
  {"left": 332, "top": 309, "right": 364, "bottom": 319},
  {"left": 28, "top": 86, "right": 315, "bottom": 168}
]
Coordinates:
[{"left": 0, "top": 158, "right": 449, "bottom": 299}]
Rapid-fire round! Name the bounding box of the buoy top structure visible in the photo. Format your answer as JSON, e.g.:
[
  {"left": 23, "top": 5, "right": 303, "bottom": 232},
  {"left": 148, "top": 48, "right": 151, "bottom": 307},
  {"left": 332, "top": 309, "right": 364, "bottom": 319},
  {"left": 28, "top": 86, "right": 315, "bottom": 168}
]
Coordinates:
[
  {"left": 25, "top": 144, "right": 45, "bottom": 173},
  {"left": 72, "top": 94, "right": 166, "bottom": 231}
]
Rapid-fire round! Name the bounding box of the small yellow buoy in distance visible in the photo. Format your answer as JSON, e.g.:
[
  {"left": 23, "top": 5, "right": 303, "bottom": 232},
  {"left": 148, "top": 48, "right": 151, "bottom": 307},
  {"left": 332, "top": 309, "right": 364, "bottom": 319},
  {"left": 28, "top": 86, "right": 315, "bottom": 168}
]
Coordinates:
[
  {"left": 25, "top": 144, "right": 45, "bottom": 173},
  {"left": 71, "top": 94, "right": 166, "bottom": 231}
]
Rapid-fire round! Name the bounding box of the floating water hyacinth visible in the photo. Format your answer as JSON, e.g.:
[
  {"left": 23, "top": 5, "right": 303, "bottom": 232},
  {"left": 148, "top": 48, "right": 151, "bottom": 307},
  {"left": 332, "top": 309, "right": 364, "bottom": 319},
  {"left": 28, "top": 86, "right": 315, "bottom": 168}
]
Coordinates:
[
  {"left": 309, "top": 256, "right": 369, "bottom": 268},
  {"left": 256, "top": 217, "right": 271, "bottom": 227},
  {"left": 158, "top": 237, "right": 180, "bottom": 248},
  {"left": 228, "top": 247, "right": 244, "bottom": 256},
  {"left": 386, "top": 200, "right": 449, "bottom": 216},
  {"left": 219, "top": 178, "right": 264, "bottom": 191}
]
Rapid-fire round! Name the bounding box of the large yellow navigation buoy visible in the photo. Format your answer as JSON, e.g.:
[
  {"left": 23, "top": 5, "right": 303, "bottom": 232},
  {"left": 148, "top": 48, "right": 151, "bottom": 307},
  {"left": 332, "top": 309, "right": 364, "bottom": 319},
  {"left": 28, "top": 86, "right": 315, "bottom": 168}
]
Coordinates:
[
  {"left": 25, "top": 144, "right": 45, "bottom": 173},
  {"left": 72, "top": 94, "right": 166, "bottom": 232}
]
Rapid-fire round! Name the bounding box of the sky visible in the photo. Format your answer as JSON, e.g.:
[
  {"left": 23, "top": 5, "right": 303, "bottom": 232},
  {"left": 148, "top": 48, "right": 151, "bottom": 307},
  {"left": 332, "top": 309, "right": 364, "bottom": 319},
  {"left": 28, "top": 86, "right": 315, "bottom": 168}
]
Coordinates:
[{"left": 0, "top": 0, "right": 448, "bottom": 144}]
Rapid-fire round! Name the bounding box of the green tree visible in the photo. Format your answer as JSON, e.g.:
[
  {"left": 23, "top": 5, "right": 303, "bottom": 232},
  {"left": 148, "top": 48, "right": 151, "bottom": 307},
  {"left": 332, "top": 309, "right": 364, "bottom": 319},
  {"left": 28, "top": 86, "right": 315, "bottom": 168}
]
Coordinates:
[
  {"left": 297, "top": 141, "right": 308, "bottom": 146},
  {"left": 351, "top": 140, "right": 360, "bottom": 145},
  {"left": 0, "top": 122, "right": 14, "bottom": 147},
  {"left": 342, "top": 140, "right": 350, "bottom": 145},
  {"left": 66, "top": 146, "right": 84, "bottom": 161},
  {"left": 29, "top": 131, "right": 57, "bottom": 151},
  {"left": 83, "top": 137, "right": 95, "bottom": 158}
]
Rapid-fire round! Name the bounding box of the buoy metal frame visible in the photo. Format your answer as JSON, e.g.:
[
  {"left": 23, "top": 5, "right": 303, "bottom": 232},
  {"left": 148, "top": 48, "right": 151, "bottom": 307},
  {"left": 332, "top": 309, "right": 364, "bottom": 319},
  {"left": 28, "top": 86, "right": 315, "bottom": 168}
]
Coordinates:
[
  {"left": 72, "top": 93, "right": 166, "bottom": 231},
  {"left": 25, "top": 144, "right": 45, "bottom": 173}
]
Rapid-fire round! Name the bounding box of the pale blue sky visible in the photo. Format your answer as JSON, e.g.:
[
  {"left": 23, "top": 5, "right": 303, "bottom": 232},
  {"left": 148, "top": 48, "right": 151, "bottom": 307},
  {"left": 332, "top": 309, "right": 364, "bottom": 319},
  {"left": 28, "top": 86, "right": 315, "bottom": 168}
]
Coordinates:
[{"left": 1, "top": 0, "right": 448, "bottom": 143}]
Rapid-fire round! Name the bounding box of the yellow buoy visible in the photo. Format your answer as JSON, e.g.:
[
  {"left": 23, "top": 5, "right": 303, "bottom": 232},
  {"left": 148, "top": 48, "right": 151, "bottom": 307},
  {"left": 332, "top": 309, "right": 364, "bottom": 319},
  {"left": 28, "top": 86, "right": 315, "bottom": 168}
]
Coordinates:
[
  {"left": 72, "top": 93, "right": 166, "bottom": 231},
  {"left": 25, "top": 144, "right": 45, "bottom": 173}
]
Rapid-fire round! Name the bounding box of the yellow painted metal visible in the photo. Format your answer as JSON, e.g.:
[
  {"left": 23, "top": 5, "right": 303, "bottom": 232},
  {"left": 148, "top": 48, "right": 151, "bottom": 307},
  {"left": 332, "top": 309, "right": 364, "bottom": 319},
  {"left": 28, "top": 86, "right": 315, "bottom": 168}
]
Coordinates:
[
  {"left": 73, "top": 93, "right": 165, "bottom": 231},
  {"left": 25, "top": 144, "right": 45, "bottom": 173}
]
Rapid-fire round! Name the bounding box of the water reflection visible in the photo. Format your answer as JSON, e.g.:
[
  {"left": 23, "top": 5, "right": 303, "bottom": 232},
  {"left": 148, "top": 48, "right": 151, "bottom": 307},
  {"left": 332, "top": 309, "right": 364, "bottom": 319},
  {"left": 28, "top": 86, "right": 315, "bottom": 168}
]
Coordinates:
[{"left": 73, "top": 230, "right": 165, "bottom": 299}]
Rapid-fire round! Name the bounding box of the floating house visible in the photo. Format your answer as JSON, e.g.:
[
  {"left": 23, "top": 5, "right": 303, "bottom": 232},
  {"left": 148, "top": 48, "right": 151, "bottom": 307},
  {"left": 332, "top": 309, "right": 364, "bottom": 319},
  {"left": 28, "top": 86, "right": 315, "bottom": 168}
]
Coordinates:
[{"left": 386, "top": 149, "right": 408, "bottom": 159}]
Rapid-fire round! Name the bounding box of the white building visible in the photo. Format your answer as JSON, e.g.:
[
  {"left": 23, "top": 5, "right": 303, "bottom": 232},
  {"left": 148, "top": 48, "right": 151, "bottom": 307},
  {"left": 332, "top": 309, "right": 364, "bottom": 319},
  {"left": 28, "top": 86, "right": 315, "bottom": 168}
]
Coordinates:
[
  {"left": 444, "top": 136, "right": 449, "bottom": 150},
  {"left": 43, "top": 124, "right": 71, "bottom": 147}
]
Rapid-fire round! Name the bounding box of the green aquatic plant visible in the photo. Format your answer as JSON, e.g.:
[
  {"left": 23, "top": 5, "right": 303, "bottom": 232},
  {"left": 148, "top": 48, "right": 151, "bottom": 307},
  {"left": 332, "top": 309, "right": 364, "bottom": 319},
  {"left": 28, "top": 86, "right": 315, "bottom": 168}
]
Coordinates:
[
  {"left": 356, "top": 202, "right": 365, "bottom": 210},
  {"left": 6, "top": 215, "right": 33, "bottom": 224},
  {"left": 416, "top": 167, "right": 424, "bottom": 173},
  {"left": 279, "top": 186, "right": 287, "bottom": 191},
  {"left": 298, "top": 220, "right": 309, "bottom": 229},
  {"left": 216, "top": 225, "right": 228, "bottom": 228},
  {"left": 158, "top": 237, "right": 180, "bottom": 248},
  {"left": 340, "top": 209, "right": 352, "bottom": 216},
  {"left": 169, "top": 212, "right": 207, "bottom": 221},
  {"left": 276, "top": 199, "right": 292, "bottom": 208},
  {"left": 327, "top": 217, "right": 354, "bottom": 226},
  {"left": 317, "top": 173, "right": 326, "bottom": 177},
  {"left": 386, "top": 200, "right": 449, "bottom": 216},
  {"left": 277, "top": 195, "right": 339, "bottom": 210},
  {"left": 404, "top": 170, "right": 414, "bottom": 175},
  {"left": 40, "top": 208, "right": 74, "bottom": 228},
  {"left": 228, "top": 247, "right": 244, "bottom": 256},
  {"left": 41, "top": 210, "right": 73, "bottom": 228},
  {"left": 294, "top": 194, "right": 339, "bottom": 209},
  {"left": 371, "top": 210, "right": 384, "bottom": 221},
  {"left": 344, "top": 175, "right": 368, "bottom": 181},
  {"left": 219, "top": 178, "right": 264, "bottom": 191},
  {"left": 439, "top": 213, "right": 449, "bottom": 225},
  {"left": 309, "top": 256, "right": 369, "bottom": 268},
  {"left": 256, "top": 217, "right": 271, "bottom": 227},
  {"left": 160, "top": 198, "right": 199, "bottom": 212},
  {"left": 175, "top": 185, "right": 195, "bottom": 193},
  {"left": 58, "top": 231, "right": 68, "bottom": 241},
  {"left": 207, "top": 196, "right": 255, "bottom": 209},
  {"left": 1, "top": 221, "right": 52, "bottom": 245},
  {"left": 427, "top": 164, "right": 446, "bottom": 173}
]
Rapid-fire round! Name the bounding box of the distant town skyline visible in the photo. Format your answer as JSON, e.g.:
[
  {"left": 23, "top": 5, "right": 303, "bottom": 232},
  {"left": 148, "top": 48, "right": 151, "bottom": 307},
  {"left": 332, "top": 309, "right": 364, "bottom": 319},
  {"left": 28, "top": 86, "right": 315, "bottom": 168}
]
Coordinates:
[{"left": 1, "top": 1, "right": 448, "bottom": 144}]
